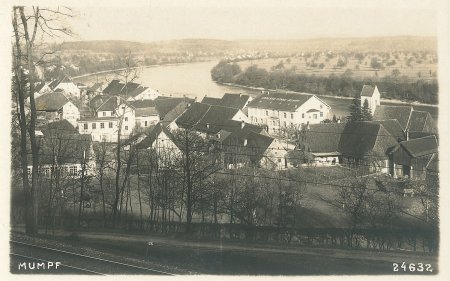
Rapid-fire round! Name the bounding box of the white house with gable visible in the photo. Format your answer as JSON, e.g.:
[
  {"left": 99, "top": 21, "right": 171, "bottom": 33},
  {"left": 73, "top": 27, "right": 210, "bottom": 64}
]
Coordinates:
[{"left": 360, "top": 85, "right": 381, "bottom": 115}]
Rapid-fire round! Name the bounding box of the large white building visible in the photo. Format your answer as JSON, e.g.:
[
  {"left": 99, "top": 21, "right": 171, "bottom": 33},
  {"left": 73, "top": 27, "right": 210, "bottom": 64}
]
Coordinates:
[
  {"left": 78, "top": 96, "right": 136, "bottom": 142},
  {"left": 247, "top": 92, "right": 331, "bottom": 134}
]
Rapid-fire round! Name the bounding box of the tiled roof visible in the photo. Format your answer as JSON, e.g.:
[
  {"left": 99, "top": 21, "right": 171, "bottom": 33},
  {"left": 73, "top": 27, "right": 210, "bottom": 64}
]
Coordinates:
[
  {"left": 102, "top": 79, "right": 123, "bottom": 95},
  {"left": 136, "top": 123, "right": 180, "bottom": 150},
  {"left": 400, "top": 135, "right": 438, "bottom": 158},
  {"left": 129, "top": 100, "right": 156, "bottom": 108},
  {"left": 247, "top": 92, "right": 315, "bottom": 111},
  {"left": 407, "top": 110, "right": 433, "bottom": 132},
  {"left": 39, "top": 119, "right": 78, "bottom": 136},
  {"left": 97, "top": 97, "right": 119, "bottom": 112},
  {"left": 338, "top": 121, "right": 398, "bottom": 158},
  {"left": 304, "top": 123, "right": 346, "bottom": 153},
  {"left": 136, "top": 107, "right": 158, "bottom": 117},
  {"left": 246, "top": 131, "right": 275, "bottom": 163},
  {"left": 155, "top": 97, "right": 191, "bottom": 119},
  {"left": 201, "top": 96, "right": 222, "bottom": 106},
  {"left": 360, "top": 85, "right": 376, "bottom": 97},
  {"left": 372, "top": 119, "right": 405, "bottom": 142},
  {"left": 35, "top": 91, "right": 70, "bottom": 111},
  {"left": 373, "top": 105, "right": 413, "bottom": 130}
]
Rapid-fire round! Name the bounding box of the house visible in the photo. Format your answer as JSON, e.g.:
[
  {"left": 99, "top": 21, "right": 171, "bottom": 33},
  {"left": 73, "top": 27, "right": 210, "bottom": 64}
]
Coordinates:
[
  {"left": 244, "top": 131, "right": 294, "bottom": 170},
  {"left": 129, "top": 100, "right": 160, "bottom": 129},
  {"left": 390, "top": 135, "right": 438, "bottom": 179},
  {"left": 27, "top": 121, "right": 95, "bottom": 178},
  {"left": 247, "top": 92, "right": 331, "bottom": 135},
  {"left": 136, "top": 123, "right": 182, "bottom": 166},
  {"left": 372, "top": 119, "right": 406, "bottom": 142},
  {"left": 201, "top": 93, "right": 252, "bottom": 110},
  {"left": 303, "top": 123, "right": 346, "bottom": 166},
  {"left": 211, "top": 121, "right": 272, "bottom": 169},
  {"left": 35, "top": 91, "right": 80, "bottom": 127},
  {"left": 338, "top": 121, "right": 398, "bottom": 173},
  {"left": 78, "top": 96, "right": 136, "bottom": 142},
  {"left": 48, "top": 76, "right": 81, "bottom": 98},
  {"left": 102, "top": 79, "right": 160, "bottom": 101},
  {"left": 373, "top": 105, "right": 413, "bottom": 131},
  {"left": 360, "top": 85, "right": 381, "bottom": 114},
  {"left": 154, "top": 96, "right": 194, "bottom": 127},
  {"left": 174, "top": 102, "right": 248, "bottom": 136}
]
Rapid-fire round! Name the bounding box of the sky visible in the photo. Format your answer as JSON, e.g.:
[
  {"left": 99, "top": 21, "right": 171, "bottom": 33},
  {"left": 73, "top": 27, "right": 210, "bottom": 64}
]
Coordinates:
[{"left": 61, "top": 0, "right": 438, "bottom": 42}]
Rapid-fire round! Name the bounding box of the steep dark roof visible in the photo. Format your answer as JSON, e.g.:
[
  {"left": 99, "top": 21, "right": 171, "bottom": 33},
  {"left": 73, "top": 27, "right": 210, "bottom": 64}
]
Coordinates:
[
  {"left": 373, "top": 105, "right": 413, "bottom": 130},
  {"left": 136, "top": 107, "right": 158, "bottom": 117},
  {"left": 221, "top": 93, "right": 250, "bottom": 109},
  {"left": 175, "top": 102, "right": 210, "bottom": 128},
  {"left": 372, "top": 119, "right": 405, "bottom": 142},
  {"left": 34, "top": 133, "right": 91, "bottom": 165},
  {"left": 102, "top": 79, "right": 123, "bottom": 95},
  {"left": 304, "top": 123, "right": 346, "bottom": 153},
  {"left": 193, "top": 106, "right": 241, "bottom": 133},
  {"left": 35, "top": 91, "right": 70, "bottom": 111},
  {"left": 136, "top": 123, "right": 180, "bottom": 150},
  {"left": 407, "top": 110, "right": 435, "bottom": 133},
  {"left": 201, "top": 96, "right": 222, "bottom": 106},
  {"left": 246, "top": 131, "right": 275, "bottom": 163},
  {"left": 39, "top": 119, "right": 77, "bottom": 136},
  {"left": 400, "top": 135, "right": 438, "bottom": 158},
  {"left": 154, "top": 97, "right": 190, "bottom": 119},
  {"left": 248, "top": 92, "right": 314, "bottom": 111},
  {"left": 338, "top": 121, "right": 398, "bottom": 158},
  {"left": 97, "top": 96, "right": 119, "bottom": 112},
  {"left": 360, "top": 85, "right": 376, "bottom": 97},
  {"left": 129, "top": 100, "right": 156, "bottom": 108},
  {"left": 210, "top": 120, "right": 265, "bottom": 141}
]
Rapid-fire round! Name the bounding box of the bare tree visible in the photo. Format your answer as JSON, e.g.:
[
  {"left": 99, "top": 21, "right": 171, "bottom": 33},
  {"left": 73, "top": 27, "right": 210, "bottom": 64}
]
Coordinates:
[{"left": 12, "top": 6, "right": 73, "bottom": 236}]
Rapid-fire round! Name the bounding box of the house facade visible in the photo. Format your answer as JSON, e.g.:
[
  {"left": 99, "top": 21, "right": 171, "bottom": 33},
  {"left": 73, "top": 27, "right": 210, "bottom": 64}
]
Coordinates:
[
  {"left": 35, "top": 91, "right": 80, "bottom": 127},
  {"left": 360, "top": 85, "right": 381, "bottom": 115},
  {"left": 49, "top": 76, "right": 81, "bottom": 98},
  {"left": 247, "top": 92, "right": 331, "bottom": 135}
]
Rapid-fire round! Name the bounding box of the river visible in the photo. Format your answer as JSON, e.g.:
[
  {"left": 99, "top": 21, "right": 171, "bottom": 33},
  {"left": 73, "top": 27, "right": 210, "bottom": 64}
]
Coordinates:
[{"left": 75, "top": 61, "right": 438, "bottom": 121}]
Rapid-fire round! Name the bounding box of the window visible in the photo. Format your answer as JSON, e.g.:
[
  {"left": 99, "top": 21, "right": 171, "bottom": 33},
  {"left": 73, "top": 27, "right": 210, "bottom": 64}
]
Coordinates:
[
  {"left": 302, "top": 113, "right": 305, "bottom": 118},
  {"left": 111, "top": 112, "right": 114, "bottom": 116},
  {"left": 102, "top": 112, "right": 106, "bottom": 116},
  {"left": 125, "top": 117, "right": 128, "bottom": 121},
  {"left": 283, "top": 121, "right": 286, "bottom": 126},
  {"left": 320, "top": 105, "right": 323, "bottom": 109},
  {"left": 144, "top": 121, "right": 148, "bottom": 127},
  {"left": 125, "top": 126, "right": 128, "bottom": 130},
  {"left": 291, "top": 113, "right": 293, "bottom": 119},
  {"left": 320, "top": 111, "right": 323, "bottom": 117},
  {"left": 83, "top": 123, "right": 88, "bottom": 130},
  {"left": 313, "top": 114, "right": 318, "bottom": 119},
  {"left": 69, "top": 166, "right": 78, "bottom": 176},
  {"left": 109, "top": 122, "right": 113, "bottom": 128},
  {"left": 92, "top": 123, "right": 96, "bottom": 129},
  {"left": 284, "top": 112, "right": 287, "bottom": 118},
  {"left": 265, "top": 110, "right": 268, "bottom": 116},
  {"left": 100, "top": 122, "right": 104, "bottom": 129}
]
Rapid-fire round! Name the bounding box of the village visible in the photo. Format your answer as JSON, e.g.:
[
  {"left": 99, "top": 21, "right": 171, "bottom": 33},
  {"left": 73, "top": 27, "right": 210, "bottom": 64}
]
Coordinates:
[{"left": 26, "top": 76, "right": 438, "bottom": 184}]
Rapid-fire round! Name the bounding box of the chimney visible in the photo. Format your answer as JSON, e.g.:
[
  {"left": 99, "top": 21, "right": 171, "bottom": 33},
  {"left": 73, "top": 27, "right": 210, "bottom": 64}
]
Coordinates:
[
  {"left": 243, "top": 139, "right": 248, "bottom": 146},
  {"left": 206, "top": 123, "right": 210, "bottom": 129},
  {"left": 241, "top": 120, "right": 245, "bottom": 129}
]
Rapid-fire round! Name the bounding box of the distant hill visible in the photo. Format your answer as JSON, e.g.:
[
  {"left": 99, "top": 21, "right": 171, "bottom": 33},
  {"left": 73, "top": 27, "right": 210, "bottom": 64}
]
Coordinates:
[{"left": 56, "top": 36, "right": 437, "bottom": 54}]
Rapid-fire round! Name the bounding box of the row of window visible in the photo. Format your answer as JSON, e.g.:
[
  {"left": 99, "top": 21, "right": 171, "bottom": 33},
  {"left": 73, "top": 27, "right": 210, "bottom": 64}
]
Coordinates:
[
  {"left": 84, "top": 122, "right": 114, "bottom": 130},
  {"left": 27, "top": 165, "right": 80, "bottom": 176},
  {"left": 260, "top": 111, "right": 324, "bottom": 119}
]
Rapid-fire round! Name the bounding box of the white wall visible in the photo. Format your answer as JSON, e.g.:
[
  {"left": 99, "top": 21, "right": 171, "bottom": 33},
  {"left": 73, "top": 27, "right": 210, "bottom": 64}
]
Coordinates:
[
  {"left": 55, "top": 82, "right": 81, "bottom": 98},
  {"left": 62, "top": 101, "right": 80, "bottom": 127}
]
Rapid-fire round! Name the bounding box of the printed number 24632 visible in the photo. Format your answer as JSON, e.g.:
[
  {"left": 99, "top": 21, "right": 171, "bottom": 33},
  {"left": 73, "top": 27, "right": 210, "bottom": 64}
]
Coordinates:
[{"left": 393, "top": 262, "right": 433, "bottom": 272}]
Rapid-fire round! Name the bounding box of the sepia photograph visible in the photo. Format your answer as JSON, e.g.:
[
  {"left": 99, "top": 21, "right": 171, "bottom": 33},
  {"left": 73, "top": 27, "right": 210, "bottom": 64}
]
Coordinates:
[{"left": 3, "top": 0, "right": 449, "bottom": 278}]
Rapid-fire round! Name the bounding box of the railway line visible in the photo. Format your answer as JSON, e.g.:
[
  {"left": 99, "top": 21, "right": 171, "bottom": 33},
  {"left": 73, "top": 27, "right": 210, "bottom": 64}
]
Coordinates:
[{"left": 10, "top": 240, "right": 175, "bottom": 275}]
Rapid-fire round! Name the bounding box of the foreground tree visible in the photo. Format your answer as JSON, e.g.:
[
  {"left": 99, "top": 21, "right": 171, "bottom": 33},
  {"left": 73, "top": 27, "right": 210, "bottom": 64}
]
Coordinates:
[{"left": 12, "top": 6, "right": 73, "bottom": 235}]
